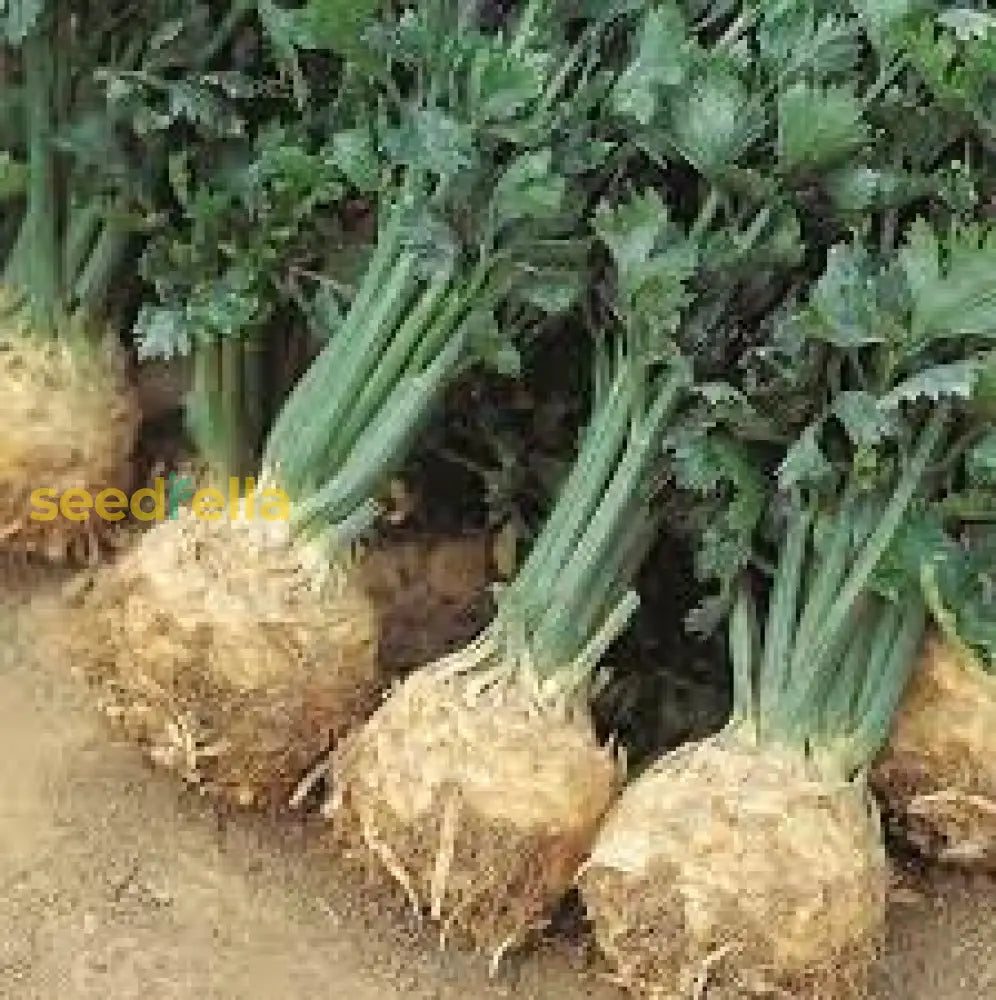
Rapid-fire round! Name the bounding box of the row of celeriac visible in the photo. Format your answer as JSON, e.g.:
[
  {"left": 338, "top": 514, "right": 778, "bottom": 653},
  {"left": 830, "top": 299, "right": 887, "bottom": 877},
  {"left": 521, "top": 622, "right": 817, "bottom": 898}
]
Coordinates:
[{"left": 2, "top": 2, "right": 994, "bottom": 998}]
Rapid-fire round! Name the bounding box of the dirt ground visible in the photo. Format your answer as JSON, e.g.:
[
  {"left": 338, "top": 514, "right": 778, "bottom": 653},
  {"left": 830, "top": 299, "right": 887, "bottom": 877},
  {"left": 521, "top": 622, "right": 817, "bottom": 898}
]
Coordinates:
[{"left": 1, "top": 579, "right": 994, "bottom": 1000}]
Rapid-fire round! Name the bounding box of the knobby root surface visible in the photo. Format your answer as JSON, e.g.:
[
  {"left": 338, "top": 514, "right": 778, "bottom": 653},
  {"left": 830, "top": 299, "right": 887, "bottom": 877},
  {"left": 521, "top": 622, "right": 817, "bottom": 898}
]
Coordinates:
[
  {"left": 0, "top": 313, "right": 137, "bottom": 564},
  {"left": 328, "top": 661, "right": 619, "bottom": 961},
  {"left": 873, "top": 636, "right": 996, "bottom": 871},
  {"left": 579, "top": 733, "right": 887, "bottom": 999},
  {"left": 63, "top": 509, "right": 378, "bottom": 810}
]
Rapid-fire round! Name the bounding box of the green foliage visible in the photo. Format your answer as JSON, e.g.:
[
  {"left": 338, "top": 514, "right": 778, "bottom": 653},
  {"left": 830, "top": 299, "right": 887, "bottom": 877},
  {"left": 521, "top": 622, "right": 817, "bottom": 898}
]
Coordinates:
[
  {"left": 295, "top": 0, "right": 381, "bottom": 58},
  {"left": 895, "top": 518, "right": 996, "bottom": 670},
  {"left": 595, "top": 189, "right": 698, "bottom": 352},
  {"left": 611, "top": 2, "right": 688, "bottom": 124},
  {"left": 943, "top": 528, "right": 996, "bottom": 668},
  {"left": 776, "top": 82, "right": 868, "bottom": 174},
  {"left": 967, "top": 430, "right": 996, "bottom": 486},
  {"left": 900, "top": 219, "right": 996, "bottom": 344},
  {"left": 0, "top": 0, "right": 44, "bottom": 45},
  {"left": 134, "top": 125, "right": 354, "bottom": 359},
  {"left": 0, "top": 150, "right": 25, "bottom": 199},
  {"left": 4, "top": 0, "right": 991, "bottom": 701}
]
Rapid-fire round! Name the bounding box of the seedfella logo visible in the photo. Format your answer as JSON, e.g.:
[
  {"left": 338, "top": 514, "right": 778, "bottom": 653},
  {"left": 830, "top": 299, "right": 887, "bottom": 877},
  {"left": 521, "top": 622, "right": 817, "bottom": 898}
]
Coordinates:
[{"left": 30, "top": 473, "right": 290, "bottom": 523}]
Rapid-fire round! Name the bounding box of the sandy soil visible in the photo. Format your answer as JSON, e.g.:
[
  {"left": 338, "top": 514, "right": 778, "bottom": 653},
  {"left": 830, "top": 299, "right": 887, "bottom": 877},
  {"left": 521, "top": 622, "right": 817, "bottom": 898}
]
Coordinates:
[{"left": 1, "top": 581, "right": 994, "bottom": 1000}]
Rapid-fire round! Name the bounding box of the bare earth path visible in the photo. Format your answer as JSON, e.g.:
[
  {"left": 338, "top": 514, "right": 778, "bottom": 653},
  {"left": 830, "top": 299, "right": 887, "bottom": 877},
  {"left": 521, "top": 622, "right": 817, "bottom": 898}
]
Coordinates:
[{"left": 1, "top": 583, "right": 993, "bottom": 999}]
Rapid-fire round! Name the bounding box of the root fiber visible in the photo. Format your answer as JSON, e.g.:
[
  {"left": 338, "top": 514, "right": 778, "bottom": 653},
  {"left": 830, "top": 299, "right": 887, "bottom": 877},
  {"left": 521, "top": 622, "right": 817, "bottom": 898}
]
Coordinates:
[
  {"left": 328, "top": 657, "right": 619, "bottom": 960},
  {"left": 579, "top": 733, "right": 887, "bottom": 999},
  {"left": 64, "top": 508, "right": 378, "bottom": 809}
]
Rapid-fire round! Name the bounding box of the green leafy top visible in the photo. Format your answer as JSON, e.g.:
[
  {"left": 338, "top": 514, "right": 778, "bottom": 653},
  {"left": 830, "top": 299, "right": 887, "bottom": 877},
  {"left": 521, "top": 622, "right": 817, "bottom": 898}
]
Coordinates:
[
  {"left": 1, "top": 1, "right": 253, "bottom": 331},
  {"left": 663, "top": 201, "right": 996, "bottom": 629},
  {"left": 249, "top": 0, "right": 639, "bottom": 542},
  {"left": 877, "top": 510, "right": 996, "bottom": 673},
  {"left": 131, "top": 0, "right": 623, "bottom": 365},
  {"left": 767, "top": 218, "right": 995, "bottom": 487},
  {"left": 611, "top": 1, "right": 994, "bottom": 246},
  {"left": 926, "top": 525, "right": 996, "bottom": 671},
  {"left": 726, "top": 409, "right": 947, "bottom": 777}
]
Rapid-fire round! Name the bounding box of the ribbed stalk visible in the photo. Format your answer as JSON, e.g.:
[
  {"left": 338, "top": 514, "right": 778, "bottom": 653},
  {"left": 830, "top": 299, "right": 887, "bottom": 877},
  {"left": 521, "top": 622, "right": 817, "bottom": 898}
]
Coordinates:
[
  {"left": 757, "top": 504, "right": 812, "bottom": 730},
  {"left": 265, "top": 250, "right": 417, "bottom": 494},
  {"left": 330, "top": 268, "right": 456, "bottom": 467},
  {"left": 527, "top": 366, "right": 686, "bottom": 677},
  {"left": 187, "top": 339, "right": 222, "bottom": 475},
  {"left": 788, "top": 487, "right": 858, "bottom": 664},
  {"left": 21, "top": 17, "right": 61, "bottom": 329},
  {"left": 221, "top": 337, "right": 246, "bottom": 477},
  {"left": 74, "top": 218, "right": 129, "bottom": 319},
  {"left": 186, "top": 337, "right": 251, "bottom": 481},
  {"left": 844, "top": 598, "right": 926, "bottom": 775},
  {"left": 63, "top": 198, "right": 103, "bottom": 290},
  {"left": 729, "top": 581, "right": 759, "bottom": 730},
  {"left": 512, "top": 371, "right": 635, "bottom": 606},
  {"left": 816, "top": 596, "right": 876, "bottom": 738},
  {"left": 241, "top": 335, "right": 267, "bottom": 471},
  {"left": 262, "top": 199, "right": 411, "bottom": 476},
  {"left": 781, "top": 408, "right": 947, "bottom": 719},
  {"left": 289, "top": 326, "right": 466, "bottom": 537},
  {"left": 561, "top": 505, "right": 656, "bottom": 672}
]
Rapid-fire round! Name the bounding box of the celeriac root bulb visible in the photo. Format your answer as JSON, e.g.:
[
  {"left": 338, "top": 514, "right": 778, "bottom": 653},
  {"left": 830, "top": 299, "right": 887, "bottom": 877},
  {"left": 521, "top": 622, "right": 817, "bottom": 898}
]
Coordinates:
[
  {"left": 579, "top": 733, "right": 887, "bottom": 999},
  {"left": 65, "top": 506, "right": 378, "bottom": 809},
  {"left": 872, "top": 635, "right": 996, "bottom": 870},
  {"left": 327, "top": 657, "right": 619, "bottom": 959},
  {"left": 0, "top": 304, "right": 137, "bottom": 562}
]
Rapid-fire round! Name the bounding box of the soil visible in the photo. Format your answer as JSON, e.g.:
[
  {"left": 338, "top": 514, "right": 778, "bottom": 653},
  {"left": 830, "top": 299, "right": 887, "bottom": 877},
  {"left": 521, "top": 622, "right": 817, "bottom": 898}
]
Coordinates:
[{"left": 1, "top": 576, "right": 994, "bottom": 1000}]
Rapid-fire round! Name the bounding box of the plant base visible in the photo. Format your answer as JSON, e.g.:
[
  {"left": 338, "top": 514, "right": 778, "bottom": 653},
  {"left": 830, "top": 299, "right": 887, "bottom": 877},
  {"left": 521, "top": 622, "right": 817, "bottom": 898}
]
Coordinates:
[
  {"left": 0, "top": 319, "right": 137, "bottom": 564},
  {"left": 872, "top": 636, "right": 996, "bottom": 870},
  {"left": 579, "top": 733, "right": 886, "bottom": 999},
  {"left": 64, "top": 509, "right": 378, "bottom": 810},
  {"left": 327, "top": 657, "right": 618, "bottom": 960}
]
